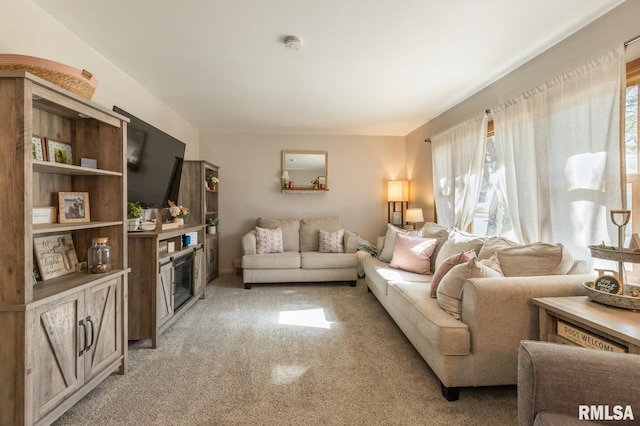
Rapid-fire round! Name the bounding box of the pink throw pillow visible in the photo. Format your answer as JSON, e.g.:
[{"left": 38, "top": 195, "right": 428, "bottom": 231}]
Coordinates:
[
  {"left": 389, "top": 234, "right": 438, "bottom": 274},
  {"left": 430, "top": 250, "right": 477, "bottom": 298}
]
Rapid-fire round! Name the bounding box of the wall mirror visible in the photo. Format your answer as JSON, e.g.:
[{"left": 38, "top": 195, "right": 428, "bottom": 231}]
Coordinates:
[{"left": 282, "top": 150, "right": 328, "bottom": 190}]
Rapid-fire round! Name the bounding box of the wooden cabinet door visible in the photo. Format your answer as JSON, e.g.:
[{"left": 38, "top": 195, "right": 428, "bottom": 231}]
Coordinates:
[
  {"left": 30, "top": 292, "right": 84, "bottom": 422},
  {"left": 205, "top": 234, "right": 218, "bottom": 282},
  {"left": 157, "top": 261, "right": 174, "bottom": 326},
  {"left": 193, "top": 247, "right": 205, "bottom": 297},
  {"left": 83, "top": 278, "right": 122, "bottom": 380}
]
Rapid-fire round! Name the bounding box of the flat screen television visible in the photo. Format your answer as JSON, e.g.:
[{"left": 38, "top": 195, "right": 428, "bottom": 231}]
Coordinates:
[{"left": 114, "top": 106, "right": 186, "bottom": 208}]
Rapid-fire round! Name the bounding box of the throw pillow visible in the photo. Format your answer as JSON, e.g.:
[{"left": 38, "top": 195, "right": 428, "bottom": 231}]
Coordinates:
[
  {"left": 379, "top": 223, "right": 424, "bottom": 263},
  {"left": 497, "top": 242, "right": 574, "bottom": 276},
  {"left": 389, "top": 234, "right": 438, "bottom": 274},
  {"left": 430, "top": 249, "right": 476, "bottom": 298},
  {"left": 477, "top": 236, "right": 520, "bottom": 260},
  {"left": 319, "top": 228, "right": 345, "bottom": 253},
  {"left": 436, "top": 257, "right": 503, "bottom": 319},
  {"left": 421, "top": 222, "right": 450, "bottom": 273},
  {"left": 434, "top": 229, "right": 485, "bottom": 271},
  {"left": 255, "top": 226, "right": 284, "bottom": 254},
  {"left": 257, "top": 218, "right": 300, "bottom": 252}
]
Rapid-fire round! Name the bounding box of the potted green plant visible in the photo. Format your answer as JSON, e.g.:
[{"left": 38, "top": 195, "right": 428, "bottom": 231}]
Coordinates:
[
  {"left": 207, "top": 217, "right": 219, "bottom": 234},
  {"left": 127, "top": 201, "right": 143, "bottom": 231}
]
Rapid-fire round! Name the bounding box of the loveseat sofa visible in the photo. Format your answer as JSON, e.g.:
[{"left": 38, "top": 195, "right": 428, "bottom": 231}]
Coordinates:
[
  {"left": 241, "top": 217, "right": 358, "bottom": 289},
  {"left": 363, "top": 223, "right": 592, "bottom": 401}
]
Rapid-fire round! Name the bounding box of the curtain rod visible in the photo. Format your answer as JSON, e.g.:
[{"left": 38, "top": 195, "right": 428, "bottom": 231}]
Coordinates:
[
  {"left": 424, "top": 109, "right": 491, "bottom": 143},
  {"left": 625, "top": 34, "right": 640, "bottom": 46}
]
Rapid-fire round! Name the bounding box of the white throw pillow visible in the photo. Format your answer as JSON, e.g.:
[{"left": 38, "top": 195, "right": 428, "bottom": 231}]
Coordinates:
[
  {"left": 318, "top": 228, "right": 345, "bottom": 253},
  {"left": 379, "top": 223, "right": 424, "bottom": 263},
  {"left": 434, "top": 229, "right": 485, "bottom": 271},
  {"left": 255, "top": 226, "right": 284, "bottom": 254}
]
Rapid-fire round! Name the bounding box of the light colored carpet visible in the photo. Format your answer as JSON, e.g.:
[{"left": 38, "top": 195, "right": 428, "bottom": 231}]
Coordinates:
[{"left": 54, "top": 275, "right": 517, "bottom": 425}]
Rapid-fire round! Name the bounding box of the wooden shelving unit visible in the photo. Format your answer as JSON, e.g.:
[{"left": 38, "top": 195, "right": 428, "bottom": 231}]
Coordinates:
[
  {"left": 0, "top": 71, "right": 129, "bottom": 425},
  {"left": 180, "top": 161, "right": 219, "bottom": 281}
]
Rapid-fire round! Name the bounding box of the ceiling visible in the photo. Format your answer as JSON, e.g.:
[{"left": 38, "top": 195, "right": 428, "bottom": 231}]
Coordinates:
[{"left": 33, "top": 0, "right": 624, "bottom": 136}]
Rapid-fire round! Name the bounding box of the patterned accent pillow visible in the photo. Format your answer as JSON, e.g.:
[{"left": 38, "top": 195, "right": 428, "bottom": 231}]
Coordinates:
[
  {"left": 318, "top": 228, "right": 345, "bottom": 253},
  {"left": 255, "top": 226, "right": 284, "bottom": 254}
]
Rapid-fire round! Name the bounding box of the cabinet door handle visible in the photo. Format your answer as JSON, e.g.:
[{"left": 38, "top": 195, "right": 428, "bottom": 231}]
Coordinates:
[
  {"left": 78, "top": 319, "right": 87, "bottom": 356},
  {"left": 85, "top": 316, "right": 95, "bottom": 352}
]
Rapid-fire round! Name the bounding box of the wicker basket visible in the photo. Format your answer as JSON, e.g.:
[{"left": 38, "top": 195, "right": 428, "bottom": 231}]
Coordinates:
[
  {"left": 583, "top": 281, "right": 640, "bottom": 310},
  {"left": 0, "top": 54, "right": 98, "bottom": 99}
]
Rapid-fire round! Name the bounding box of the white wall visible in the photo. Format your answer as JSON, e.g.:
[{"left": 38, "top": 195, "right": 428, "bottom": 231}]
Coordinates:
[
  {"left": 0, "top": 0, "right": 200, "bottom": 159},
  {"left": 406, "top": 0, "right": 640, "bottom": 219},
  {"left": 200, "top": 133, "right": 405, "bottom": 272}
]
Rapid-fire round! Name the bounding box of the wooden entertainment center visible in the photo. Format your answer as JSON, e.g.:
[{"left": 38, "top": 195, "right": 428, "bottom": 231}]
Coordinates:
[{"left": 128, "top": 224, "right": 206, "bottom": 348}]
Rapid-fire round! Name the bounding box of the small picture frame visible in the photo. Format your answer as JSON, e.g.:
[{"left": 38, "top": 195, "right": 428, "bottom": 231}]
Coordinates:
[
  {"left": 47, "top": 139, "right": 73, "bottom": 165},
  {"left": 58, "top": 192, "right": 90, "bottom": 223},
  {"left": 318, "top": 176, "right": 326, "bottom": 189},
  {"left": 32, "top": 135, "right": 46, "bottom": 161},
  {"left": 32, "top": 206, "right": 57, "bottom": 224}
]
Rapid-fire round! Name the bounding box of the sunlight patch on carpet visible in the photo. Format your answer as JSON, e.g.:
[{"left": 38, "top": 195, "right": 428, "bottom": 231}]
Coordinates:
[
  {"left": 271, "top": 365, "right": 309, "bottom": 384},
  {"left": 278, "top": 308, "right": 331, "bottom": 329}
]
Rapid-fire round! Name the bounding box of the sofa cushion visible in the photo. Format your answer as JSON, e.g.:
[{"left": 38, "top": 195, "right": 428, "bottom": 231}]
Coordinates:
[
  {"left": 318, "top": 228, "right": 345, "bottom": 253},
  {"left": 255, "top": 226, "right": 284, "bottom": 254},
  {"left": 421, "top": 222, "right": 450, "bottom": 273},
  {"left": 388, "top": 281, "right": 470, "bottom": 355},
  {"left": 363, "top": 257, "right": 431, "bottom": 295},
  {"left": 434, "top": 229, "right": 485, "bottom": 271},
  {"left": 257, "top": 218, "right": 300, "bottom": 252},
  {"left": 242, "top": 252, "right": 301, "bottom": 269},
  {"left": 300, "top": 217, "right": 344, "bottom": 252},
  {"left": 430, "top": 249, "right": 476, "bottom": 298},
  {"left": 436, "top": 256, "right": 503, "bottom": 319},
  {"left": 301, "top": 251, "right": 358, "bottom": 269},
  {"left": 477, "top": 236, "right": 520, "bottom": 260},
  {"left": 497, "top": 243, "right": 574, "bottom": 276},
  {"left": 379, "top": 223, "right": 424, "bottom": 263},
  {"left": 389, "top": 234, "right": 438, "bottom": 274}
]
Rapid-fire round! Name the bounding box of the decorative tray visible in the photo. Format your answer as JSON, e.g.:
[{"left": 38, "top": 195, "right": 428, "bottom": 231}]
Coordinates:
[
  {"left": 583, "top": 281, "right": 640, "bottom": 310},
  {"left": 588, "top": 245, "right": 640, "bottom": 263}
]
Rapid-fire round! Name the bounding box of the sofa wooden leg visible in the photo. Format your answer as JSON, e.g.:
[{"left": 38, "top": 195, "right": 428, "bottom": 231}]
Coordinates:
[
  {"left": 367, "top": 286, "right": 371, "bottom": 293},
  {"left": 440, "top": 383, "right": 460, "bottom": 401},
  {"left": 349, "top": 280, "right": 357, "bottom": 287},
  {"left": 244, "top": 283, "right": 252, "bottom": 289}
]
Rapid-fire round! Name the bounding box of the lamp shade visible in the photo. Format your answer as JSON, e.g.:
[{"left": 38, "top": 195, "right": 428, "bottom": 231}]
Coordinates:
[
  {"left": 387, "top": 180, "right": 409, "bottom": 202},
  {"left": 405, "top": 208, "right": 424, "bottom": 223},
  {"left": 282, "top": 170, "right": 289, "bottom": 179}
]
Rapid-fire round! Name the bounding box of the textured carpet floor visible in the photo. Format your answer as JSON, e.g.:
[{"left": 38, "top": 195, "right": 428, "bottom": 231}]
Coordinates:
[{"left": 54, "top": 275, "right": 517, "bottom": 425}]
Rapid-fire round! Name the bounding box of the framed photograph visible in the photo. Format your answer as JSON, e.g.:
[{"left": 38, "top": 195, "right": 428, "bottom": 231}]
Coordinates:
[
  {"left": 32, "top": 135, "right": 46, "bottom": 161},
  {"left": 33, "top": 233, "right": 79, "bottom": 280},
  {"left": 47, "top": 139, "right": 73, "bottom": 165},
  {"left": 32, "top": 206, "right": 57, "bottom": 224},
  {"left": 318, "top": 176, "right": 326, "bottom": 189},
  {"left": 58, "top": 192, "right": 90, "bottom": 223}
]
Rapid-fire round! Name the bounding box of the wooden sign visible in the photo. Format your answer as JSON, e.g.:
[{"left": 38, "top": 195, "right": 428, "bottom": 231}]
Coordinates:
[
  {"left": 557, "top": 320, "right": 626, "bottom": 353},
  {"left": 594, "top": 274, "right": 623, "bottom": 295},
  {"left": 33, "top": 233, "right": 79, "bottom": 280},
  {"left": 32, "top": 206, "right": 56, "bottom": 224}
]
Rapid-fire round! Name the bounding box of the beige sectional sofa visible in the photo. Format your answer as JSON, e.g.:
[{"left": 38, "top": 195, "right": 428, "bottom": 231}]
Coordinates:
[
  {"left": 363, "top": 223, "right": 592, "bottom": 401},
  {"left": 241, "top": 217, "right": 358, "bottom": 289}
]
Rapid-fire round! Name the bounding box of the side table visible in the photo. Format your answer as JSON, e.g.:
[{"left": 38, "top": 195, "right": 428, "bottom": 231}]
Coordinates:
[{"left": 532, "top": 296, "right": 640, "bottom": 354}]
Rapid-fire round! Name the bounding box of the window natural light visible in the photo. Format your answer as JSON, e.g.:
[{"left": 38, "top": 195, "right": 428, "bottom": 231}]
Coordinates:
[{"left": 278, "top": 308, "right": 332, "bottom": 329}]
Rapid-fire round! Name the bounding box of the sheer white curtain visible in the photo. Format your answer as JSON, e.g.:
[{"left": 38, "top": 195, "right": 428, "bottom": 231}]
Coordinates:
[
  {"left": 431, "top": 113, "right": 488, "bottom": 229},
  {"left": 492, "top": 46, "right": 625, "bottom": 263}
]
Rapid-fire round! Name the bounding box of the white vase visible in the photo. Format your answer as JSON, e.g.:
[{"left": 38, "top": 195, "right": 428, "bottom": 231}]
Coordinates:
[
  {"left": 127, "top": 218, "right": 140, "bottom": 231},
  {"left": 207, "top": 226, "right": 217, "bottom": 234},
  {"left": 172, "top": 217, "right": 184, "bottom": 225}
]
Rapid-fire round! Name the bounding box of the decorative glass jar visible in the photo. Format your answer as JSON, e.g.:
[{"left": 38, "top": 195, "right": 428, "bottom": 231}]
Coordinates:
[{"left": 88, "top": 237, "right": 112, "bottom": 274}]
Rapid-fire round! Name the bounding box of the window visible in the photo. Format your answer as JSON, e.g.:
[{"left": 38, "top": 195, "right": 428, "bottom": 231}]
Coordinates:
[
  {"left": 472, "top": 121, "right": 514, "bottom": 238},
  {"left": 625, "top": 58, "right": 640, "bottom": 281}
]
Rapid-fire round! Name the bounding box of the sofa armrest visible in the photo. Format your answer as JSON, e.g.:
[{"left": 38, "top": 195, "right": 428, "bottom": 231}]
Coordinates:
[
  {"left": 344, "top": 230, "right": 358, "bottom": 253},
  {"left": 458, "top": 274, "right": 593, "bottom": 385},
  {"left": 241, "top": 230, "right": 257, "bottom": 255},
  {"left": 518, "top": 340, "right": 640, "bottom": 426}
]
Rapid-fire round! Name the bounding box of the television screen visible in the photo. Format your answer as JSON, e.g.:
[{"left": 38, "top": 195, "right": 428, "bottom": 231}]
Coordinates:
[{"left": 114, "top": 106, "right": 186, "bottom": 208}]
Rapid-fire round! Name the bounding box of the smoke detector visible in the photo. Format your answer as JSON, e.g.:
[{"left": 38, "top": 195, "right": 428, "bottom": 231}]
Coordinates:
[{"left": 284, "top": 36, "right": 302, "bottom": 50}]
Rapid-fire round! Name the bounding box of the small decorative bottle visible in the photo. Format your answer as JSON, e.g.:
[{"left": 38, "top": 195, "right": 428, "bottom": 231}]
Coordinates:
[{"left": 88, "top": 237, "right": 112, "bottom": 274}]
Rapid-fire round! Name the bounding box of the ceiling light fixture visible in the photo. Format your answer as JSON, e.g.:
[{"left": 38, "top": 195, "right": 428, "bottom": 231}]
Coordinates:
[{"left": 284, "top": 36, "right": 302, "bottom": 51}]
